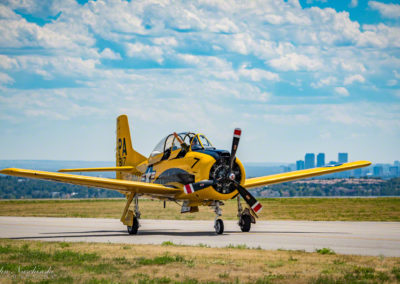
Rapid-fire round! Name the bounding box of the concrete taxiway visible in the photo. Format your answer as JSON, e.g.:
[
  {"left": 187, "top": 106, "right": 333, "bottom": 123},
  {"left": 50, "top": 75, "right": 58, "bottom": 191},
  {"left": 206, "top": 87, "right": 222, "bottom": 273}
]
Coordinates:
[{"left": 0, "top": 217, "right": 399, "bottom": 257}]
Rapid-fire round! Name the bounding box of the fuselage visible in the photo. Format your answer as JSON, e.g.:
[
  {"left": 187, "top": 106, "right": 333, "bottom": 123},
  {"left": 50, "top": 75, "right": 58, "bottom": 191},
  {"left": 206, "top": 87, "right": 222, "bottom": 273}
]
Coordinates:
[{"left": 130, "top": 133, "right": 246, "bottom": 206}]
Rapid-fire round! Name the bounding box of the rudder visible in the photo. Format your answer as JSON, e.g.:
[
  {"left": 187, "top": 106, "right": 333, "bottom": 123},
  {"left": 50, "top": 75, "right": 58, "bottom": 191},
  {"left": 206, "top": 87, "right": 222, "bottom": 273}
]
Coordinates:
[{"left": 116, "top": 115, "right": 147, "bottom": 180}]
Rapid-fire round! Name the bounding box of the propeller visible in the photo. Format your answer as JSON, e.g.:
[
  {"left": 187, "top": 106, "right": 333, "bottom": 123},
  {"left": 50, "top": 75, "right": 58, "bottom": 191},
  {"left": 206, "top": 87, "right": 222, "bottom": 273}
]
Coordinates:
[
  {"left": 229, "top": 128, "right": 241, "bottom": 179},
  {"left": 183, "top": 128, "right": 262, "bottom": 214},
  {"left": 183, "top": 180, "right": 214, "bottom": 194},
  {"left": 231, "top": 181, "right": 262, "bottom": 214}
]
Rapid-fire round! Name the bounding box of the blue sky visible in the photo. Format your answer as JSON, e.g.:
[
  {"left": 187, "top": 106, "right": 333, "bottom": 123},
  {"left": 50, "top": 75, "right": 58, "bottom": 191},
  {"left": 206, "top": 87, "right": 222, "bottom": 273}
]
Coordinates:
[{"left": 0, "top": 0, "right": 399, "bottom": 164}]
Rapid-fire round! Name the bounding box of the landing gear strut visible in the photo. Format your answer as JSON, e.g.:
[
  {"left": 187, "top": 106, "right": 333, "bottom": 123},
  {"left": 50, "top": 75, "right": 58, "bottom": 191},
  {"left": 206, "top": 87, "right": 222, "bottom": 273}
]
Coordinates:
[
  {"left": 121, "top": 193, "right": 141, "bottom": 235},
  {"left": 213, "top": 201, "right": 224, "bottom": 234},
  {"left": 237, "top": 196, "right": 255, "bottom": 232}
]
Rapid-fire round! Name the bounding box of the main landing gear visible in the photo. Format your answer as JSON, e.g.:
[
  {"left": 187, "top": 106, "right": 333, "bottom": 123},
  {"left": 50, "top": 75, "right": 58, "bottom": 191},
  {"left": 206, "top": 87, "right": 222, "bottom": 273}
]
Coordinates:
[
  {"left": 237, "top": 196, "right": 255, "bottom": 232},
  {"left": 121, "top": 193, "right": 141, "bottom": 235}
]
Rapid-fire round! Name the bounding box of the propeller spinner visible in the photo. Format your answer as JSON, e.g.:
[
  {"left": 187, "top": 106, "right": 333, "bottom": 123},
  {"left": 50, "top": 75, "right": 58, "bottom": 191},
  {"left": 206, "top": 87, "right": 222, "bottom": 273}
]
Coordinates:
[{"left": 183, "top": 128, "right": 263, "bottom": 214}]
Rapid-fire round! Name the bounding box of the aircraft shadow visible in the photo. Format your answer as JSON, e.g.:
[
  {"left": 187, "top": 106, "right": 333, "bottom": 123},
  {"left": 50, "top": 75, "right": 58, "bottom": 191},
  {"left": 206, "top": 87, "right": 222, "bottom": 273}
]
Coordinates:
[{"left": 8, "top": 229, "right": 348, "bottom": 240}]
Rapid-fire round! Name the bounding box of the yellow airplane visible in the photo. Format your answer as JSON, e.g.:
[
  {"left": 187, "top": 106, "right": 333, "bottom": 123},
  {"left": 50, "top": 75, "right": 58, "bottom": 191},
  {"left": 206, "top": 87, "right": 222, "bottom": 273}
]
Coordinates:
[{"left": 0, "top": 115, "right": 371, "bottom": 235}]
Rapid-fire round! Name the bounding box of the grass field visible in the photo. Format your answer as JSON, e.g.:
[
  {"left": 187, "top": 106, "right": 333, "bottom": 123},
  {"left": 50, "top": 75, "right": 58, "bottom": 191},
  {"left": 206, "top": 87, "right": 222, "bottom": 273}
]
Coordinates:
[
  {"left": 0, "top": 239, "right": 399, "bottom": 283},
  {"left": 0, "top": 197, "right": 399, "bottom": 221}
]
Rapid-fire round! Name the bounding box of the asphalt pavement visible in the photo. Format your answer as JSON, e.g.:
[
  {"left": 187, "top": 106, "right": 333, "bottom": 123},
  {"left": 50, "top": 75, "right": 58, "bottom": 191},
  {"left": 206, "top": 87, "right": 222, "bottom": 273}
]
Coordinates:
[{"left": 0, "top": 216, "right": 399, "bottom": 257}]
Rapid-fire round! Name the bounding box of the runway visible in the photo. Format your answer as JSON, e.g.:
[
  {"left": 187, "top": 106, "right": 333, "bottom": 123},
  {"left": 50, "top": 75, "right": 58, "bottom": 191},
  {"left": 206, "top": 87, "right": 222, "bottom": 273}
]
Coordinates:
[{"left": 1, "top": 217, "right": 399, "bottom": 257}]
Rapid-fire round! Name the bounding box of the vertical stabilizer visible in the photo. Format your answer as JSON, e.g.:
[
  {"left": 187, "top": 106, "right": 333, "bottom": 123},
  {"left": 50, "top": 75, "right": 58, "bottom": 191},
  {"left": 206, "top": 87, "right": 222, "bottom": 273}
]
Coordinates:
[{"left": 116, "top": 115, "right": 147, "bottom": 180}]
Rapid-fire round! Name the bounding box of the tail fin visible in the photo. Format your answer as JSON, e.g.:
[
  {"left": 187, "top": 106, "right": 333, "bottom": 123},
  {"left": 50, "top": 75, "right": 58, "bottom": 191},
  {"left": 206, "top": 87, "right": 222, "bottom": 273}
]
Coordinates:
[{"left": 116, "top": 115, "right": 147, "bottom": 180}]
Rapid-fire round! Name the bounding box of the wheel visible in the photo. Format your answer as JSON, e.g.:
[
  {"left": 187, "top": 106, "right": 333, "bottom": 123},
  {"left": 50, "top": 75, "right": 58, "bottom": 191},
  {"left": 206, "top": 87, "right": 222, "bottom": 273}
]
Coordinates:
[
  {"left": 127, "top": 217, "right": 139, "bottom": 235},
  {"left": 239, "top": 214, "right": 251, "bottom": 232},
  {"left": 214, "top": 219, "right": 224, "bottom": 235}
]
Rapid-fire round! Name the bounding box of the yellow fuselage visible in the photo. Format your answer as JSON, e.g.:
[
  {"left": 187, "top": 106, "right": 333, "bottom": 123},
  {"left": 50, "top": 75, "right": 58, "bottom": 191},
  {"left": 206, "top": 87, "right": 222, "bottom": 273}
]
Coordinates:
[{"left": 135, "top": 149, "right": 245, "bottom": 206}]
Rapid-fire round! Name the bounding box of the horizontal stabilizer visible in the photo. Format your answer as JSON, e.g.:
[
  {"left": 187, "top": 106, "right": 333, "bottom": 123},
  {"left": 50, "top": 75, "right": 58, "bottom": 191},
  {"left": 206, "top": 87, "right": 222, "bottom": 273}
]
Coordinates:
[{"left": 59, "top": 166, "right": 135, "bottom": 172}]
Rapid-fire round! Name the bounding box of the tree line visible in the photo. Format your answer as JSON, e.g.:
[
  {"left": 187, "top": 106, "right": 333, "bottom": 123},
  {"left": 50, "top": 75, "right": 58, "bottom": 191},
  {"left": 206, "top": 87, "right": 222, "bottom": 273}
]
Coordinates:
[{"left": 0, "top": 176, "right": 399, "bottom": 199}]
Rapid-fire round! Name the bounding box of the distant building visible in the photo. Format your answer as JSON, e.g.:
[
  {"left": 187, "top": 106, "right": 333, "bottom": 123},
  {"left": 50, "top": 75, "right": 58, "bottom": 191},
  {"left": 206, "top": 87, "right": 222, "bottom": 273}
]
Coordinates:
[
  {"left": 338, "top": 153, "right": 348, "bottom": 164},
  {"left": 353, "top": 168, "right": 362, "bottom": 177},
  {"left": 389, "top": 166, "right": 399, "bottom": 177},
  {"left": 373, "top": 166, "right": 383, "bottom": 177},
  {"left": 282, "top": 166, "right": 291, "bottom": 172},
  {"left": 305, "top": 153, "right": 315, "bottom": 169},
  {"left": 317, "top": 153, "right": 325, "bottom": 167},
  {"left": 395, "top": 161, "right": 400, "bottom": 167},
  {"left": 296, "top": 160, "right": 305, "bottom": 170}
]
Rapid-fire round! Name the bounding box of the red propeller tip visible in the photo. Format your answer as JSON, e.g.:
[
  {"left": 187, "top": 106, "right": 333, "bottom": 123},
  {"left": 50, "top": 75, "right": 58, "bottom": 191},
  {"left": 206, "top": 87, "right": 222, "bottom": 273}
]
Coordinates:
[
  {"left": 184, "top": 184, "right": 194, "bottom": 194},
  {"left": 234, "top": 128, "right": 241, "bottom": 138},
  {"left": 251, "top": 201, "right": 262, "bottom": 213}
]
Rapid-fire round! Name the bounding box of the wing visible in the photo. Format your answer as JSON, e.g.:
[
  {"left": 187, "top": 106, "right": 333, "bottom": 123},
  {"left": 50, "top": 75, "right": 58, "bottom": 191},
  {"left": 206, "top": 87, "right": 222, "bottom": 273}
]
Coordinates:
[
  {"left": 244, "top": 160, "right": 371, "bottom": 189},
  {"left": 0, "top": 168, "right": 181, "bottom": 196}
]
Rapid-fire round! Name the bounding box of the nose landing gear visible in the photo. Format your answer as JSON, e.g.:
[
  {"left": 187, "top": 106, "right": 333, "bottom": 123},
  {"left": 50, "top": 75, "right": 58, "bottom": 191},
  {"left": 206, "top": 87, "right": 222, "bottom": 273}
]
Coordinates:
[{"left": 212, "top": 201, "right": 224, "bottom": 234}]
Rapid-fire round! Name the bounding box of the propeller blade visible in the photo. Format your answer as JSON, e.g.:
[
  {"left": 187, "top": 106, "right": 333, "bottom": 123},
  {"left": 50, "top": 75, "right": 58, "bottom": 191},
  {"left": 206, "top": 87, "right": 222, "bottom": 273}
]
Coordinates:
[
  {"left": 183, "top": 180, "right": 214, "bottom": 194},
  {"left": 229, "top": 128, "right": 241, "bottom": 175},
  {"left": 232, "top": 181, "right": 263, "bottom": 214}
]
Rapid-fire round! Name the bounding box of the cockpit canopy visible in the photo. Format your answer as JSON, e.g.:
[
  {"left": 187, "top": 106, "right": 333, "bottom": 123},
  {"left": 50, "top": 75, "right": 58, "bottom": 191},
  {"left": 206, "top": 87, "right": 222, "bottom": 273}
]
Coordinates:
[{"left": 150, "top": 132, "right": 214, "bottom": 158}]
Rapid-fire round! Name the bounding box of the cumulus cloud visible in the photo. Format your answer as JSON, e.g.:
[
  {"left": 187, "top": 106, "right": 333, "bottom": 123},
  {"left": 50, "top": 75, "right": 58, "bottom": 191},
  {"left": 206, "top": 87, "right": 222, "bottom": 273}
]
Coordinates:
[
  {"left": 269, "top": 53, "right": 323, "bottom": 71},
  {"left": 0, "top": 0, "right": 398, "bottom": 138},
  {"left": 100, "top": 48, "right": 121, "bottom": 60},
  {"left": 369, "top": 1, "right": 400, "bottom": 19},
  {"left": 349, "top": 0, "right": 358, "bottom": 8},
  {"left": 238, "top": 65, "right": 280, "bottom": 82},
  {"left": 0, "top": 72, "right": 14, "bottom": 84},
  {"left": 311, "top": 76, "right": 337, "bottom": 88},
  {"left": 125, "top": 43, "right": 164, "bottom": 64},
  {"left": 344, "top": 74, "right": 365, "bottom": 85},
  {"left": 335, "top": 87, "right": 350, "bottom": 97}
]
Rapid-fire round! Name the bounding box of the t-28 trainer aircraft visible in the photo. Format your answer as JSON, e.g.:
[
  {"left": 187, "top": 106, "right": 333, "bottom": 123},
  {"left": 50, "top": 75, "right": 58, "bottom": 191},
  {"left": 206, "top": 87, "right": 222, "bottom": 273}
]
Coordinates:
[{"left": 0, "top": 115, "right": 371, "bottom": 234}]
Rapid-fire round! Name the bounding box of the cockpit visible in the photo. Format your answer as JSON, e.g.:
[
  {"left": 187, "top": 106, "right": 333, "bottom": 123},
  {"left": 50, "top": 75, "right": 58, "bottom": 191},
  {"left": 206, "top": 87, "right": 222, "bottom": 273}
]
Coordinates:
[{"left": 149, "top": 132, "right": 214, "bottom": 163}]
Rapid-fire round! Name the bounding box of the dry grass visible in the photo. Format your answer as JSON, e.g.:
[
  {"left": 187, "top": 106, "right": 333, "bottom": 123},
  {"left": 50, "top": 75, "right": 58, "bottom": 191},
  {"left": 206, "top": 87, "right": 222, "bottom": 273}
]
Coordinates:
[
  {"left": 0, "top": 239, "right": 399, "bottom": 283},
  {"left": 0, "top": 198, "right": 399, "bottom": 221}
]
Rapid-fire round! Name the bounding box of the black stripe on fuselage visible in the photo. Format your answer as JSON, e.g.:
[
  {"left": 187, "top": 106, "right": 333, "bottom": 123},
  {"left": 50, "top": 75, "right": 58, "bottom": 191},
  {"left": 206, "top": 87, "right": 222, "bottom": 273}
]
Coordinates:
[{"left": 154, "top": 168, "right": 195, "bottom": 185}]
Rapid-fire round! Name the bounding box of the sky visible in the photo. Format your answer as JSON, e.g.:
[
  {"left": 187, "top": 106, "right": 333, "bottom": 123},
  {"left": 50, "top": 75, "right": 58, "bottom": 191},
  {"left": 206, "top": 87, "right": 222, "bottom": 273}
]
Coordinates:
[{"left": 0, "top": 0, "right": 399, "bottom": 164}]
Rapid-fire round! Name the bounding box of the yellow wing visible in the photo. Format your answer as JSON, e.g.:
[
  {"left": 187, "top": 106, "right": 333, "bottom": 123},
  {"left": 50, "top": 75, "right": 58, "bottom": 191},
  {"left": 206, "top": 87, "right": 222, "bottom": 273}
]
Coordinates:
[
  {"left": 244, "top": 161, "right": 371, "bottom": 189},
  {"left": 0, "top": 168, "right": 181, "bottom": 196}
]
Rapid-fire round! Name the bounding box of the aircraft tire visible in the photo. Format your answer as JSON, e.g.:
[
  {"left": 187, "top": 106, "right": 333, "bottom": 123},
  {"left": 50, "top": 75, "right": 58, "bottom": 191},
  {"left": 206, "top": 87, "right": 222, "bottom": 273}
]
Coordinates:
[
  {"left": 214, "top": 219, "right": 224, "bottom": 235},
  {"left": 239, "top": 214, "right": 251, "bottom": 232},
  {"left": 127, "top": 217, "right": 139, "bottom": 235}
]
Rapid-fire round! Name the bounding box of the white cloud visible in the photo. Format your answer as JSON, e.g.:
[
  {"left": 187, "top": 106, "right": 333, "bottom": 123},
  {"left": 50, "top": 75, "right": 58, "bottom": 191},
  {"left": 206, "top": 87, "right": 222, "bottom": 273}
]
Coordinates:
[
  {"left": 269, "top": 53, "right": 323, "bottom": 71},
  {"left": 0, "top": 55, "right": 18, "bottom": 69},
  {"left": 238, "top": 65, "right": 280, "bottom": 82},
  {"left": 369, "top": 1, "right": 400, "bottom": 19},
  {"left": 311, "top": 76, "right": 337, "bottom": 88},
  {"left": 0, "top": 72, "right": 14, "bottom": 84},
  {"left": 125, "top": 43, "right": 164, "bottom": 64},
  {"left": 349, "top": 0, "right": 358, "bottom": 8},
  {"left": 152, "top": 37, "right": 178, "bottom": 47},
  {"left": 334, "top": 87, "right": 350, "bottom": 97},
  {"left": 344, "top": 74, "right": 365, "bottom": 85},
  {"left": 100, "top": 48, "right": 121, "bottom": 60},
  {"left": 387, "top": 79, "right": 397, "bottom": 87}
]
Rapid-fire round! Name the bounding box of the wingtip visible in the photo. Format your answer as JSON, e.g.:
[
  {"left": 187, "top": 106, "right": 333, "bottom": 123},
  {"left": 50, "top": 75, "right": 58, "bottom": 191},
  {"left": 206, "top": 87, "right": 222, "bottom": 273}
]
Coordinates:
[{"left": 0, "top": 168, "right": 17, "bottom": 174}]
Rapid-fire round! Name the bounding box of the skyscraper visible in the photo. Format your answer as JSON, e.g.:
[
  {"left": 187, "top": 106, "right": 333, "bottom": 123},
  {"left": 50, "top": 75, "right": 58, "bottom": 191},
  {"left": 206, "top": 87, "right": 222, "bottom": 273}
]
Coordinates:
[
  {"left": 389, "top": 167, "right": 399, "bottom": 177},
  {"left": 338, "top": 153, "right": 348, "bottom": 164},
  {"left": 317, "top": 153, "right": 325, "bottom": 167},
  {"left": 296, "top": 160, "right": 305, "bottom": 170},
  {"left": 373, "top": 166, "right": 383, "bottom": 177},
  {"left": 353, "top": 168, "right": 362, "bottom": 177},
  {"left": 305, "top": 153, "right": 315, "bottom": 169}
]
